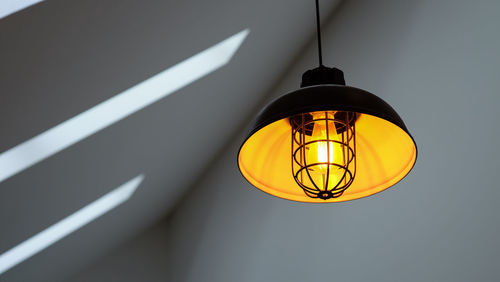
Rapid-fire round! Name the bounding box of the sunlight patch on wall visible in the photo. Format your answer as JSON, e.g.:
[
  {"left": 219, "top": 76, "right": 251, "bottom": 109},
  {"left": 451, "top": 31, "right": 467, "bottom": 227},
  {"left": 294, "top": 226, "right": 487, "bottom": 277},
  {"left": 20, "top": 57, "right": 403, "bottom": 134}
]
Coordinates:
[
  {"left": 0, "top": 0, "right": 43, "bottom": 19},
  {"left": 0, "top": 174, "right": 144, "bottom": 275},
  {"left": 0, "top": 29, "right": 249, "bottom": 184}
]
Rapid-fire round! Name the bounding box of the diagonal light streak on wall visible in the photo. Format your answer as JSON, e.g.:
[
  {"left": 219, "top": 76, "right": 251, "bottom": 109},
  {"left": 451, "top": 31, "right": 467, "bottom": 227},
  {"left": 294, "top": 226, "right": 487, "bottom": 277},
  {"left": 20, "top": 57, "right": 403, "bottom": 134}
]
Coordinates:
[
  {"left": 0, "top": 29, "right": 249, "bottom": 184},
  {"left": 0, "top": 174, "right": 144, "bottom": 275},
  {"left": 0, "top": 0, "right": 44, "bottom": 19}
]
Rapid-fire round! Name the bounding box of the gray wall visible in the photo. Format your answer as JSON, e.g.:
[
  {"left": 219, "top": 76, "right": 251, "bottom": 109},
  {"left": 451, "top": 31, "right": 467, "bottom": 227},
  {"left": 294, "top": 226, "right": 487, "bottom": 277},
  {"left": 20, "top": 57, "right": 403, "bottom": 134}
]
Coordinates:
[
  {"left": 70, "top": 0, "right": 500, "bottom": 281},
  {"left": 0, "top": 0, "right": 341, "bottom": 281}
]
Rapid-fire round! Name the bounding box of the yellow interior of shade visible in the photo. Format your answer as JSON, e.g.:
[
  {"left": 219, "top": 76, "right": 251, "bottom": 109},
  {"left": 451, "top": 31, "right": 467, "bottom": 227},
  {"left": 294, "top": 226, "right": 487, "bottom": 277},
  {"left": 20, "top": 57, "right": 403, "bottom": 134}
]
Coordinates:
[{"left": 238, "top": 113, "right": 417, "bottom": 202}]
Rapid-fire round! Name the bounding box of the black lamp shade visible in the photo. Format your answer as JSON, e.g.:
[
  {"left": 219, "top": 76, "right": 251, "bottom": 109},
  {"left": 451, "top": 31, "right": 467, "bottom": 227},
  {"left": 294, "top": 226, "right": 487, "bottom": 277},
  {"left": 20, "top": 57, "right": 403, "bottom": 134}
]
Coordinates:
[{"left": 238, "top": 85, "right": 417, "bottom": 202}]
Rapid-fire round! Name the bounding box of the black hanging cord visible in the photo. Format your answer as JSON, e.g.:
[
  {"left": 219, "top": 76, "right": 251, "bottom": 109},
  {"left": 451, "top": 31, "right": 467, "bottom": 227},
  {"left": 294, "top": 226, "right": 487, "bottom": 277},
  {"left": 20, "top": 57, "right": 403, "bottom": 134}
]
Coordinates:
[
  {"left": 315, "top": 0, "right": 323, "bottom": 67},
  {"left": 301, "top": 0, "right": 346, "bottom": 86}
]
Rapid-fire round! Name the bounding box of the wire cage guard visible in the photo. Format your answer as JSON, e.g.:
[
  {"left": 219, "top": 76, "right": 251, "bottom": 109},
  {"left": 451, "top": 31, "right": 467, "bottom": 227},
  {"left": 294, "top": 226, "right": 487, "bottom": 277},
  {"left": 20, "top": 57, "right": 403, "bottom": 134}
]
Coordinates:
[{"left": 290, "top": 111, "right": 357, "bottom": 199}]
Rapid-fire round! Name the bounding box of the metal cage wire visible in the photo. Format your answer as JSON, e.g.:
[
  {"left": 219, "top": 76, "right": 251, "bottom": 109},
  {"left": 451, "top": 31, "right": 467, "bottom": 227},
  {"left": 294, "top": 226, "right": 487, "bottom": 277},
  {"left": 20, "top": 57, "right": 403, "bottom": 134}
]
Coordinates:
[{"left": 291, "top": 111, "right": 357, "bottom": 199}]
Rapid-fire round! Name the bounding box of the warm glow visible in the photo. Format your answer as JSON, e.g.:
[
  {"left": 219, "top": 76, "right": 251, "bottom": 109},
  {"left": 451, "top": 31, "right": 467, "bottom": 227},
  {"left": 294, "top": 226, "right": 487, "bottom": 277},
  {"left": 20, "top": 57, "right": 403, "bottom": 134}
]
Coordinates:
[
  {"left": 306, "top": 112, "right": 344, "bottom": 188},
  {"left": 238, "top": 112, "right": 417, "bottom": 203},
  {"left": 291, "top": 111, "right": 355, "bottom": 199}
]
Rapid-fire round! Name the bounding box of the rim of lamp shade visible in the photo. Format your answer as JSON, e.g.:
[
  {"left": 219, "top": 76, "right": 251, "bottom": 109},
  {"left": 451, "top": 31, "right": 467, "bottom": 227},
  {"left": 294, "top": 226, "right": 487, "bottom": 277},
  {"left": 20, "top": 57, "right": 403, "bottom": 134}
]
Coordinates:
[{"left": 237, "top": 84, "right": 418, "bottom": 203}]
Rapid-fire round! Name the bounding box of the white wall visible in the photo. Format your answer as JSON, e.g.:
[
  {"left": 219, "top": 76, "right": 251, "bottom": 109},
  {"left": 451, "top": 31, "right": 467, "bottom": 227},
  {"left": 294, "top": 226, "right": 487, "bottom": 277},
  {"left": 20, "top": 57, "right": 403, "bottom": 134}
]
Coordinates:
[{"left": 71, "top": 0, "right": 500, "bottom": 281}]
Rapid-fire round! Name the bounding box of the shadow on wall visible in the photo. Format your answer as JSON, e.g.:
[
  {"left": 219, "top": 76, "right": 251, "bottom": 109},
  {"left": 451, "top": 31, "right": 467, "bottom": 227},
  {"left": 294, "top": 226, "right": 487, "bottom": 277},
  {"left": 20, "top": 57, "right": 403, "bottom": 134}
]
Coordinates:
[
  {"left": 163, "top": 138, "right": 277, "bottom": 282},
  {"left": 0, "top": 0, "right": 251, "bottom": 280}
]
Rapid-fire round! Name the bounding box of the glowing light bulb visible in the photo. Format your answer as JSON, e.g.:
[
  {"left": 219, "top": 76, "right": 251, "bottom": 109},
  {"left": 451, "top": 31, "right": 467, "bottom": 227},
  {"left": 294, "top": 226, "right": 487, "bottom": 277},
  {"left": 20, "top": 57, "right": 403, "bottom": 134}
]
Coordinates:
[
  {"left": 290, "top": 111, "right": 355, "bottom": 200},
  {"left": 307, "top": 112, "right": 345, "bottom": 188}
]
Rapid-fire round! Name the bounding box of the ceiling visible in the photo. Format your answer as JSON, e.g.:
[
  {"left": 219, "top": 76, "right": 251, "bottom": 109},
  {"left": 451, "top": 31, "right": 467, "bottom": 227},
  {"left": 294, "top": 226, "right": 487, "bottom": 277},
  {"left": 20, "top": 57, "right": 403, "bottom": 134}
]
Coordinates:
[{"left": 0, "top": 0, "right": 342, "bottom": 281}]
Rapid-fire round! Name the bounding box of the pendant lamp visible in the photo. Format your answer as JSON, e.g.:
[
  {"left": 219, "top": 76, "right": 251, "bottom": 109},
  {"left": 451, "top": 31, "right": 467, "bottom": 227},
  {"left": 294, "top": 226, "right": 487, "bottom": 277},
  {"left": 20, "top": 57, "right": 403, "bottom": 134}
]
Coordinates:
[{"left": 237, "top": 0, "right": 417, "bottom": 202}]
